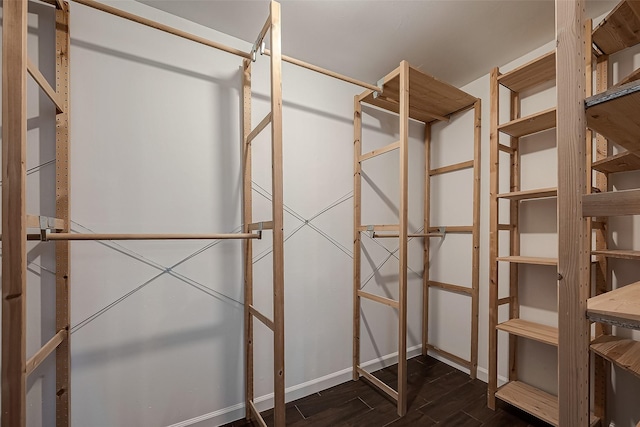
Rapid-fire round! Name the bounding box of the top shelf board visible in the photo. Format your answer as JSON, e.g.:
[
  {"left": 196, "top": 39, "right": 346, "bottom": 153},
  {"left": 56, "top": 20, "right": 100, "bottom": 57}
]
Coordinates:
[
  {"left": 498, "top": 51, "right": 556, "bottom": 93},
  {"left": 360, "top": 65, "right": 477, "bottom": 124},
  {"left": 592, "top": 0, "right": 640, "bottom": 55},
  {"left": 587, "top": 281, "right": 640, "bottom": 330},
  {"left": 586, "top": 80, "right": 640, "bottom": 153}
]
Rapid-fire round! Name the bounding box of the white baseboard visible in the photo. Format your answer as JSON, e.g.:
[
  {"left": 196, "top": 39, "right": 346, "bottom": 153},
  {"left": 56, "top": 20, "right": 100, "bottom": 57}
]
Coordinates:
[{"left": 167, "top": 344, "right": 424, "bottom": 427}]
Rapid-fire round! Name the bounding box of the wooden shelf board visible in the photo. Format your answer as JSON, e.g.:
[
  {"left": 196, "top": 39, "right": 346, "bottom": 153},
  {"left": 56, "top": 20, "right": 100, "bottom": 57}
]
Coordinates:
[
  {"left": 496, "top": 381, "right": 599, "bottom": 427},
  {"left": 498, "top": 51, "right": 556, "bottom": 93},
  {"left": 592, "top": 150, "right": 640, "bottom": 174},
  {"left": 498, "top": 107, "right": 556, "bottom": 137},
  {"left": 583, "top": 188, "right": 640, "bottom": 217},
  {"left": 592, "top": 0, "right": 640, "bottom": 55},
  {"left": 361, "top": 65, "right": 476, "bottom": 123},
  {"left": 616, "top": 66, "right": 640, "bottom": 88},
  {"left": 591, "top": 335, "right": 640, "bottom": 380},
  {"left": 496, "top": 319, "right": 558, "bottom": 346},
  {"left": 586, "top": 80, "right": 640, "bottom": 153},
  {"left": 496, "top": 256, "right": 558, "bottom": 266},
  {"left": 592, "top": 249, "right": 640, "bottom": 260},
  {"left": 497, "top": 187, "right": 557, "bottom": 200},
  {"left": 587, "top": 281, "right": 640, "bottom": 330}
]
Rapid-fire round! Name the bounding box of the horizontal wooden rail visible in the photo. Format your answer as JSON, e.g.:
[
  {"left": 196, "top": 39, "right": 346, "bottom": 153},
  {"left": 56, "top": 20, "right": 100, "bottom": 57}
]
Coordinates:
[
  {"left": 372, "top": 232, "right": 444, "bottom": 238},
  {"left": 583, "top": 189, "right": 640, "bottom": 217},
  {"left": 359, "top": 141, "right": 400, "bottom": 162},
  {"left": 424, "top": 344, "right": 471, "bottom": 368},
  {"left": 26, "top": 214, "right": 65, "bottom": 230},
  {"left": 498, "top": 143, "right": 516, "bottom": 154},
  {"left": 249, "top": 305, "right": 274, "bottom": 331},
  {"left": 25, "top": 330, "right": 67, "bottom": 376},
  {"left": 357, "top": 224, "right": 399, "bottom": 232},
  {"left": 427, "top": 280, "right": 472, "bottom": 295},
  {"left": 428, "top": 225, "right": 472, "bottom": 233},
  {"left": 246, "top": 113, "right": 272, "bottom": 144},
  {"left": 498, "top": 223, "right": 514, "bottom": 231},
  {"left": 27, "top": 59, "right": 64, "bottom": 113},
  {"left": 498, "top": 297, "right": 511, "bottom": 306},
  {"left": 43, "top": 232, "right": 260, "bottom": 241},
  {"left": 429, "top": 160, "right": 474, "bottom": 176},
  {"left": 356, "top": 367, "right": 398, "bottom": 400},
  {"left": 357, "top": 290, "right": 399, "bottom": 309},
  {"left": 248, "top": 221, "right": 273, "bottom": 231}
]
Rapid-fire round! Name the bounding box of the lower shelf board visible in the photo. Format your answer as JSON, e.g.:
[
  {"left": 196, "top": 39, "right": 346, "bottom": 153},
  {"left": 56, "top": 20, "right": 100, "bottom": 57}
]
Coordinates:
[
  {"left": 496, "top": 319, "right": 558, "bottom": 346},
  {"left": 591, "top": 335, "right": 640, "bottom": 379},
  {"left": 495, "top": 381, "right": 599, "bottom": 427}
]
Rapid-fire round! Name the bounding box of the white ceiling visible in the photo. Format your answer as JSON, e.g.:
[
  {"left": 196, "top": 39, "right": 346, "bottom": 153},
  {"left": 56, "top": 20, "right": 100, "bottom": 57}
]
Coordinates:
[{"left": 138, "top": 0, "right": 617, "bottom": 87}]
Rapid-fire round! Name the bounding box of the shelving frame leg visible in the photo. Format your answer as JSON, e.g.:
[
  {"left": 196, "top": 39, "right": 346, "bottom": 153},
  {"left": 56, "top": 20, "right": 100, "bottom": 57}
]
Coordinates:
[
  {"left": 556, "top": 0, "right": 590, "bottom": 425},
  {"left": 422, "top": 123, "right": 431, "bottom": 358},
  {"left": 1, "top": 0, "right": 28, "bottom": 425},
  {"left": 471, "top": 99, "right": 481, "bottom": 379},
  {"left": 55, "top": 3, "right": 72, "bottom": 425},
  {"left": 488, "top": 67, "right": 500, "bottom": 410},
  {"left": 352, "top": 95, "right": 362, "bottom": 382},
  {"left": 242, "top": 2, "right": 285, "bottom": 426}
]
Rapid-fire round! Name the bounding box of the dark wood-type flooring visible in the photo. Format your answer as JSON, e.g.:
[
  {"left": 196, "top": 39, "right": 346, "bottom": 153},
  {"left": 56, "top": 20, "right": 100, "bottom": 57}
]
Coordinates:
[{"left": 225, "top": 355, "right": 552, "bottom": 427}]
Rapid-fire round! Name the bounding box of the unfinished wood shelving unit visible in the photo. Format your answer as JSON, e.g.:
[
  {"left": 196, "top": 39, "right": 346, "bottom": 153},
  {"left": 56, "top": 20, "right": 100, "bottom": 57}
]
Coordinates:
[
  {"left": 353, "top": 61, "right": 480, "bottom": 416},
  {"left": 488, "top": 49, "right": 570, "bottom": 426},
  {"left": 582, "top": 1, "right": 640, "bottom": 424}
]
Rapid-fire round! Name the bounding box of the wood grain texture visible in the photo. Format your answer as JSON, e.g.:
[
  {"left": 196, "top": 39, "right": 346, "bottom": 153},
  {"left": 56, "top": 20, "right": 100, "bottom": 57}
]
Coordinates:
[
  {"left": 269, "top": 3, "right": 286, "bottom": 426},
  {"left": 26, "top": 330, "right": 67, "bottom": 376},
  {"left": 585, "top": 81, "right": 640, "bottom": 152},
  {"left": 471, "top": 99, "right": 481, "bottom": 380},
  {"left": 590, "top": 335, "right": 640, "bottom": 379},
  {"left": 497, "top": 187, "right": 557, "bottom": 200},
  {"left": 592, "top": 249, "right": 640, "bottom": 260},
  {"left": 496, "top": 319, "right": 558, "bottom": 346},
  {"left": 582, "top": 188, "right": 640, "bottom": 216},
  {"left": 591, "top": 150, "right": 640, "bottom": 174},
  {"left": 353, "top": 96, "right": 362, "bottom": 381},
  {"left": 496, "top": 256, "right": 558, "bottom": 266},
  {"left": 556, "top": 2, "right": 591, "bottom": 424},
  {"left": 587, "top": 281, "right": 640, "bottom": 329},
  {"left": 2, "top": 0, "right": 28, "bottom": 424},
  {"left": 498, "top": 51, "right": 556, "bottom": 93},
  {"left": 498, "top": 107, "right": 556, "bottom": 138},
  {"left": 55, "top": 5, "right": 71, "bottom": 425},
  {"left": 592, "top": 0, "right": 640, "bottom": 55},
  {"left": 422, "top": 123, "right": 431, "bottom": 358}
]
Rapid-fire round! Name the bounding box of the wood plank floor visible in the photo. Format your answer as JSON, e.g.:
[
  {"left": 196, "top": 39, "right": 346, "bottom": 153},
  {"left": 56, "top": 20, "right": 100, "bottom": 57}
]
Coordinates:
[{"left": 225, "top": 355, "right": 552, "bottom": 427}]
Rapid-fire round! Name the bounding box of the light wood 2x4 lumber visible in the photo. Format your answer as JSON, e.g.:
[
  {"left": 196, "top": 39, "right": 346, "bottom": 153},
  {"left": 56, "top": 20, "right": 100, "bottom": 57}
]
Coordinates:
[
  {"left": 495, "top": 381, "right": 599, "bottom": 427},
  {"left": 587, "top": 281, "right": 640, "bottom": 330},
  {"left": 498, "top": 107, "right": 556, "bottom": 138},
  {"left": 498, "top": 51, "right": 556, "bottom": 93},
  {"left": 360, "top": 65, "right": 477, "bottom": 123},
  {"left": 592, "top": 0, "right": 640, "bottom": 55},
  {"left": 616, "top": 66, "right": 640, "bottom": 87},
  {"left": 497, "top": 187, "right": 557, "bottom": 200},
  {"left": 592, "top": 150, "right": 640, "bottom": 174},
  {"left": 592, "top": 249, "right": 640, "bottom": 260},
  {"left": 583, "top": 188, "right": 640, "bottom": 217},
  {"left": 496, "top": 256, "right": 558, "bottom": 266},
  {"left": 27, "top": 58, "right": 64, "bottom": 113},
  {"left": 496, "top": 319, "right": 558, "bottom": 346},
  {"left": 590, "top": 335, "right": 640, "bottom": 379},
  {"left": 585, "top": 80, "right": 640, "bottom": 152}
]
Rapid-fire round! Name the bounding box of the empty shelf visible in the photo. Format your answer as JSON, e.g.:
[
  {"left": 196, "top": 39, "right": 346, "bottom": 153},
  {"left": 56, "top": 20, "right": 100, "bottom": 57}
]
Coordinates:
[
  {"left": 498, "top": 187, "right": 557, "bottom": 200},
  {"left": 496, "top": 319, "right": 558, "bottom": 346},
  {"left": 496, "top": 256, "right": 558, "bottom": 266},
  {"left": 583, "top": 188, "right": 640, "bottom": 217},
  {"left": 495, "top": 381, "right": 599, "bottom": 427},
  {"left": 592, "top": 0, "right": 640, "bottom": 55},
  {"left": 591, "top": 335, "right": 640, "bottom": 379},
  {"left": 498, "top": 108, "right": 556, "bottom": 137},
  {"left": 592, "top": 150, "right": 640, "bottom": 174},
  {"left": 592, "top": 249, "right": 640, "bottom": 260},
  {"left": 587, "top": 281, "right": 640, "bottom": 330},
  {"left": 586, "top": 80, "right": 640, "bottom": 153},
  {"left": 361, "top": 65, "right": 477, "bottom": 124},
  {"left": 498, "top": 51, "right": 556, "bottom": 93}
]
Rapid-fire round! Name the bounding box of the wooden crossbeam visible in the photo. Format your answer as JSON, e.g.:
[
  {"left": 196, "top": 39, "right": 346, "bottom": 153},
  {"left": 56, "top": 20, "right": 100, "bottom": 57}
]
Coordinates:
[
  {"left": 27, "top": 58, "right": 64, "bottom": 113},
  {"left": 26, "top": 330, "right": 67, "bottom": 376}
]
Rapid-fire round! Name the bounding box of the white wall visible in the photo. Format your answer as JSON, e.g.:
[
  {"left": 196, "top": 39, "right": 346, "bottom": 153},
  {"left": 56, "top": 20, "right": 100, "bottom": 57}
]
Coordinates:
[{"left": 1, "top": 2, "right": 638, "bottom": 427}]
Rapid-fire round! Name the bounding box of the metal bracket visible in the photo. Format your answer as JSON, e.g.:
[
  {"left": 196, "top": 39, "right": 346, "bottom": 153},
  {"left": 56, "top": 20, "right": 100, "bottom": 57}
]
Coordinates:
[
  {"left": 257, "top": 221, "right": 264, "bottom": 239},
  {"left": 40, "top": 228, "right": 51, "bottom": 242},
  {"left": 439, "top": 227, "right": 446, "bottom": 238},
  {"left": 373, "top": 78, "right": 384, "bottom": 98},
  {"left": 367, "top": 225, "right": 374, "bottom": 239},
  {"left": 250, "top": 40, "right": 267, "bottom": 63}
]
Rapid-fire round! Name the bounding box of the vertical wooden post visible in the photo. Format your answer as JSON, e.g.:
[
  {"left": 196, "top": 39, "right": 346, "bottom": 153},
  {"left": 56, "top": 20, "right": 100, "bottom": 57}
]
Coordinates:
[
  {"left": 353, "top": 96, "right": 362, "bottom": 381},
  {"left": 422, "top": 123, "right": 431, "bottom": 357},
  {"left": 508, "top": 91, "right": 520, "bottom": 382},
  {"left": 556, "top": 1, "right": 590, "bottom": 425},
  {"left": 242, "top": 58, "right": 254, "bottom": 420},
  {"left": 488, "top": 67, "right": 500, "bottom": 410},
  {"left": 1, "top": 0, "right": 28, "bottom": 425},
  {"left": 55, "top": 3, "right": 72, "bottom": 425},
  {"left": 470, "top": 99, "right": 481, "bottom": 379},
  {"left": 397, "top": 60, "right": 409, "bottom": 417},
  {"left": 269, "top": 2, "right": 286, "bottom": 426}
]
